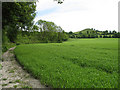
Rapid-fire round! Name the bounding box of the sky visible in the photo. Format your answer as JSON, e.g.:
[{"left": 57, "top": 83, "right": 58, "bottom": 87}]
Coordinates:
[{"left": 34, "top": 0, "right": 119, "bottom": 32}]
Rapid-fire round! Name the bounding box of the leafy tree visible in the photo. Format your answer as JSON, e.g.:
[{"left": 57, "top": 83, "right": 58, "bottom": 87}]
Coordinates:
[
  {"left": 33, "top": 25, "right": 39, "bottom": 32},
  {"left": 69, "top": 35, "right": 75, "bottom": 38},
  {"left": 36, "top": 20, "right": 68, "bottom": 42},
  {"left": 92, "top": 31, "right": 95, "bottom": 34},
  {"left": 86, "top": 31, "right": 89, "bottom": 34},
  {"left": 108, "top": 35, "right": 112, "bottom": 38},
  {"left": 105, "top": 30, "right": 108, "bottom": 35},
  {"left": 95, "top": 35, "right": 98, "bottom": 38},
  {"left": 2, "top": 2, "right": 36, "bottom": 42},
  {"left": 112, "top": 30, "right": 117, "bottom": 34},
  {"left": 6, "top": 25, "right": 18, "bottom": 42},
  {"left": 54, "top": 0, "right": 64, "bottom": 4},
  {"left": 62, "top": 31, "right": 69, "bottom": 41},
  {"left": 69, "top": 31, "right": 73, "bottom": 34},
  {"left": 79, "top": 32, "right": 82, "bottom": 34},
  {"left": 109, "top": 31, "right": 112, "bottom": 34},
  {"left": 90, "top": 34, "right": 95, "bottom": 38},
  {"left": 100, "top": 35, "right": 102, "bottom": 38},
  {"left": 81, "top": 34, "right": 86, "bottom": 38},
  {"left": 103, "top": 35, "right": 105, "bottom": 38},
  {"left": 88, "top": 34, "right": 91, "bottom": 38},
  {"left": 76, "top": 35, "right": 81, "bottom": 38},
  {"left": 103, "top": 35, "right": 108, "bottom": 38},
  {"left": 118, "top": 32, "right": 120, "bottom": 38},
  {"left": 113, "top": 33, "right": 119, "bottom": 38},
  {"left": 102, "top": 31, "right": 106, "bottom": 35}
]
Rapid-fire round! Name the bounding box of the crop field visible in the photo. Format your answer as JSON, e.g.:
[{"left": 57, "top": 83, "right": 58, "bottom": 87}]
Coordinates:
[{"left": 14, "top": 38, "right": 118, "bottom": 88}]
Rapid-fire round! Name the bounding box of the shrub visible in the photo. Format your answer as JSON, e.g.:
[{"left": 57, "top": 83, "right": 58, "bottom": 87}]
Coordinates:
[
  {"left": 2, "top": 45, "right": 7, "bottom": 52},
  {"left": 108, "top": 35, "right": 111, "bottom": 38},
  {"left": 100, "top": 35, "right": 102, "bottom": 38},
  {"left": 16, "top": 43, "right": 20, "bottom": 45},
  {"left": 57, "top": 39, "right": 62, "bottom": 43}
]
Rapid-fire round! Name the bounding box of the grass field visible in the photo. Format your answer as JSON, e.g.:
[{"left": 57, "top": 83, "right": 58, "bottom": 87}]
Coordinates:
[{"left": 14, "top": 38, "right": 118, "bottom": 88}]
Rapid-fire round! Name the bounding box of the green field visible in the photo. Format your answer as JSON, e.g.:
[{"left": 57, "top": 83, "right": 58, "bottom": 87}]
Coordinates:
[{"left": 14, "top": 38, "right": 118, "bottom": 88}]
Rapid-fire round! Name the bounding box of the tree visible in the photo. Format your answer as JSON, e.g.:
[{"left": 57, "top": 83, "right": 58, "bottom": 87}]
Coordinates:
[
  {"left": 112, "top": 30, "right": 117, "bottom": 34},
  {"left": 69, "top": 35, "right": 75, "bottom": 38},
  {"left": 108, "top": 35, "right": 112, "bottom": 38},
  {"left": 95, "top": 35, "right": 98, "bottom": 38},
  {"left": 36, "top": 20, "right": 68, "bottom": 42},
  {"left": 2, "top": 2, "right": 36, "bottom": 42},
  {"left": 100, "top": 35, "right": 102, "bottom": 38},
  {"left": 88, "top": 34, "right": 91, "bottom": 38},
  {"left": 102, "top": 31, "right": 106, "bottom": 35},
  {"left": 113, "top": 33, "right": 119, "bottom": 38},
  {"left": 81, "top": 34, "right": 86, "bottom": 38},
  {"left": 69, "top": 31, "right": 73, "bottom": 34},
  {"left": 109, "top": 31, "right": 112, "bottom": 34},
  {"left": 105, "top": 30, "right": 108, "bottom": 35},
  {"left": 103, "top": 35, "right": 108, "bottom": 38},
  {"left": 62, "top": 31, "right": 69, "bottom": 41},
  {"left": 76, "top": 35, "right": 81, "bottom": 38},
  {"left": 33, "top": 25, "right": 39, "bottom": 32},
  {"left": 32, "top": 25, "right": 39, "bottom": 36},
  {"left": 86, "top": 31, "right": 89, "bottom": 34},
  {"left": 54, "top": 0, "right": 64, "bottom": 4},
  {"left": 91, "top": 34, "right": 95, "bottom": 38},
  {"left": 6, "top": 25, "right": 18, "bottom": 42},
  {"left": 79, "top": 32, "right": 82, "bottom": 34}
]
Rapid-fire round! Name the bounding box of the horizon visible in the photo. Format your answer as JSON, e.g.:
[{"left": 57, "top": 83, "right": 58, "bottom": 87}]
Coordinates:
[{"left": 34, "top": 0, "right": 119, "bottom": 32}]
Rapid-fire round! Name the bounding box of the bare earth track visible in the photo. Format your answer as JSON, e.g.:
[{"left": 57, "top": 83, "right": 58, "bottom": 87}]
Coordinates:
[{"left": 0, "top": 47, "right": 47, "bottom": 89}]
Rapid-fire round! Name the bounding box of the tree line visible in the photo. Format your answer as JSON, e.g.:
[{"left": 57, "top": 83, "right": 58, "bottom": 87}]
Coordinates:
[
  {"left": 15, "top": 20, "right": 68, "bottom": 44},
  {"left": 2, "top": 2, "right": 68, "bottom": 52},
  {"left": 2, "top": 2, "right": 68, "bottom": 44},
  {"left": 67, "top": 28, "right": 120, "bottom": 38}
]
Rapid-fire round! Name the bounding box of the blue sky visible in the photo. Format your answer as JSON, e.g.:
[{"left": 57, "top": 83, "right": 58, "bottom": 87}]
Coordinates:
[
  {"left": 35, "top": 7, "right": 57, "bottom": 17},
  {"left": 34, "top": 0, "right": 119, "bottom": 32}
]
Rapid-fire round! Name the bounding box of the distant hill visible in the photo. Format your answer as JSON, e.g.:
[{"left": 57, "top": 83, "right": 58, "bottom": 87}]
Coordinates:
[
  {"left": 74, "top": 28, "right": 102, "bottom": 35},
  {"left": 68, "top": 28, "right": 119, "bottom": 38}
]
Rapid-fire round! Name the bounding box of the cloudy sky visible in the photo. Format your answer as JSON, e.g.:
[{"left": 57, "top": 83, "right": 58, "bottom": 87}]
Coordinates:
[{"left": 34, "top": 0, "right": 119, "bottom": 32}]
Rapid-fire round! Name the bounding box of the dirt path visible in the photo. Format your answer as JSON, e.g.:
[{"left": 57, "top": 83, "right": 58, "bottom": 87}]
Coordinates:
[{"left": 0, "top": 47, "right": 47, "bottom": 89}]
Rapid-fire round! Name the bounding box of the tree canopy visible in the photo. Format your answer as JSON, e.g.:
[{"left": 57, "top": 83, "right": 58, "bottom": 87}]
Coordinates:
[
  {"left": 54, "top": 0, "right": 64, "bottom": 4},
  {"left": 2, "top": 2, "right": 36, "bottom": 42}
]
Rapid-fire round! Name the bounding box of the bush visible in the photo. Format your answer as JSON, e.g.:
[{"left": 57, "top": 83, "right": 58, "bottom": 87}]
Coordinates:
[
  {"left": 57, "top": 40, "right": 62, "bottom": 43},
  {"left": 69, "top": 35, "right": 75, "bottom": 38},
  {"left": 76, "top": 35, "right": 81, "bottom": 38},
  {"left": 100, "top": 35, "right": 102, "bottom": 38},
  {"left": 103, "top": 35, "right": 108, "bottom": 38},
  {"left": 2, "top": 46, "right": 7, "bottom": 52},
  {"left": 16, "top": 43, "right": 20, "bottom": 45},
  {"left": 62, "top": 34, "right": 69, "bottom": 41},
  {"left": 95, "top": 35, "right": 98, "bottom": 38},
  {"left": 108, "top": 35, "right": 111, "bottom": 38},
  {"left": 62, "top": 38, "right": 68, "bottom": 41},
  {"left": 90, "top": 34, "right": 95, "bottom": 38}
]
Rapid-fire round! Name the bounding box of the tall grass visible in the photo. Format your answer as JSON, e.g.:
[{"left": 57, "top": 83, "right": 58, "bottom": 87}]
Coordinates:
[{"left": 14, "top": 38, "right": 118, "bottom": 88}]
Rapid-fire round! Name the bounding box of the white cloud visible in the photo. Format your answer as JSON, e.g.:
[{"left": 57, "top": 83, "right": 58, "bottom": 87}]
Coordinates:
[
  {"left": 36, "top": 0, "right": 56, "bottom": 11},
  {"left": 34, "top": 0, "right": 119, "bottom": 32}
]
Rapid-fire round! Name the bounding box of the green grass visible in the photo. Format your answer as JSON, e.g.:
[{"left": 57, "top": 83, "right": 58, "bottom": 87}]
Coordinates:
[{"left": 14, "top": 38, "right": 118, "bottom": 88}]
